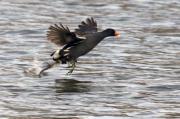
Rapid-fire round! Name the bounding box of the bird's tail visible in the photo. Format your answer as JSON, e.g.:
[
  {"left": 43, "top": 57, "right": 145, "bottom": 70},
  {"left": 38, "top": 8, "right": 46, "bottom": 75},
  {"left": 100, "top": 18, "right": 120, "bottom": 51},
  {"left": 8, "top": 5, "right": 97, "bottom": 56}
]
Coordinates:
[{"left": 52, "top": 48, "right": 70, "bottom": 64}]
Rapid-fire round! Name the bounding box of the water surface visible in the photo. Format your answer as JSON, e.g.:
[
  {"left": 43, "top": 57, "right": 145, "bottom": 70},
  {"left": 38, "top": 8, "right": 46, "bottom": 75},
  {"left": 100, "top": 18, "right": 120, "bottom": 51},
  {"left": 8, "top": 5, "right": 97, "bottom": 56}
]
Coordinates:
[{"left": 0, "top": 0, "right": 180, "bottom": 118}]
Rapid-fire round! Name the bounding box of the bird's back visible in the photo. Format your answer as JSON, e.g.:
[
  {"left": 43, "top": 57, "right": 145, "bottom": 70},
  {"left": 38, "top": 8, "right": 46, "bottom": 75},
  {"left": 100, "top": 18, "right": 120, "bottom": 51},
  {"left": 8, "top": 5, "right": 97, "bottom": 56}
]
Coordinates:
[{"left": 68, "top": 32, "right": 105, "bottom": 59}]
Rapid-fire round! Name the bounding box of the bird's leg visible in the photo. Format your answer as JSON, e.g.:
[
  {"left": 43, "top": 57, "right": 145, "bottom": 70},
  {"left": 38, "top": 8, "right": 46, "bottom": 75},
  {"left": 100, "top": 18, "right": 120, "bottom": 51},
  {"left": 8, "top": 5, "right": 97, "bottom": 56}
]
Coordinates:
[
  {"left": 39, "top": 60, "right": 59, "bottom": 77},
  {"left": 67, "top": 61, "right": 71, "bottom": 68},
  {"left": 67, "top": 60, "right": 76, "bottom": 75}
]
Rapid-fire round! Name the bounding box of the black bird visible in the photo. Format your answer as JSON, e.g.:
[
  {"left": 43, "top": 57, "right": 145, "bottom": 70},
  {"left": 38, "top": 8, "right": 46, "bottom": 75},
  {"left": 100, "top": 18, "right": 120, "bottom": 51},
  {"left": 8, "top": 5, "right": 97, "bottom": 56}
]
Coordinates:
[{"left": 46, "top": 17, "right": 120, "bottom": 74}]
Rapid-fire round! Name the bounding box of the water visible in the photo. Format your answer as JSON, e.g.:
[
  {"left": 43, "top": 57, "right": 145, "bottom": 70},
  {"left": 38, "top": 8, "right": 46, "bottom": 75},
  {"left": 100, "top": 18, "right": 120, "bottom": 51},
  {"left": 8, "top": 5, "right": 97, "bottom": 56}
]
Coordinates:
[{"left": 0, "top": 0, "right": 180, "bottom": 118}]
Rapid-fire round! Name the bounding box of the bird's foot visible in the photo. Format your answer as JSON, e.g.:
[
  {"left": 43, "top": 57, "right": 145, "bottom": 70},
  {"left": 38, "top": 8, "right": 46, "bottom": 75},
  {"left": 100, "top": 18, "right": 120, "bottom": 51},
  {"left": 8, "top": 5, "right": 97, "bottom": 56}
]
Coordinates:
[
  {"left": 66, "top": 69, "right": 73, "bottom": 75},
  {"left": 66, "top": 61, "right": 76, "bottom": 75}
]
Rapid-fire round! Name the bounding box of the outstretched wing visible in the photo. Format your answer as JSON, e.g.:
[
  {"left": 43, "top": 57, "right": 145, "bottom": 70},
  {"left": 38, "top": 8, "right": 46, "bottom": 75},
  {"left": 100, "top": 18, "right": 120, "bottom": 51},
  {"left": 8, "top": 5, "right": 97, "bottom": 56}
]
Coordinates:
[
  {"left": 75, "top": 17, "right": 98, "bottom": 36},
  {"left": 47, "top": 23, "right": 77, "bottom": 46}
]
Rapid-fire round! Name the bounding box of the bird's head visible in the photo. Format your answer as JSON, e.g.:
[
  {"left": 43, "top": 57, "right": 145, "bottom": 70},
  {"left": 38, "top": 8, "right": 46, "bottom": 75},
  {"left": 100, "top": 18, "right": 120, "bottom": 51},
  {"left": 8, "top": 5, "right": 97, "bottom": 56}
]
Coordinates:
[{"left": 103, "top": 29, "right": 120, "bottom": 38}]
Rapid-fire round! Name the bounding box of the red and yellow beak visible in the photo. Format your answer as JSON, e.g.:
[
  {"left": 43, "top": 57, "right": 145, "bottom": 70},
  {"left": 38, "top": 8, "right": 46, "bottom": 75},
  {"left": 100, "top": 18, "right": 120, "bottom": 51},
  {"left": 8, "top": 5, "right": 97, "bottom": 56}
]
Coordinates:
[{"left": 115, "top": 31, "right": 120, "bottom": 39}]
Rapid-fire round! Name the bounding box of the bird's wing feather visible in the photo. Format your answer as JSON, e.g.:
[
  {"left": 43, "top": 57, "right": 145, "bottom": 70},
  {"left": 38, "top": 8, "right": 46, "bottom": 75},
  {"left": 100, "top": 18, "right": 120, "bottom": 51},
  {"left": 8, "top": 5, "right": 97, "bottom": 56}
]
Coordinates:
[
  {"left": 47, "top": 23, "right": 77, "bottom": 46},
  {"left": 75, "top": 17, "right": 98, "bottom": 36}
]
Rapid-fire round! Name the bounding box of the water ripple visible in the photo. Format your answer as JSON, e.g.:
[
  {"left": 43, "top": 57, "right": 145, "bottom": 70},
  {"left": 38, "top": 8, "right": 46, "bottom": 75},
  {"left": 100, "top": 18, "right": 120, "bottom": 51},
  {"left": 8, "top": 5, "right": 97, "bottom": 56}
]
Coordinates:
[{"left": 0, "top": 0, "right": 180, "bottom": 118}]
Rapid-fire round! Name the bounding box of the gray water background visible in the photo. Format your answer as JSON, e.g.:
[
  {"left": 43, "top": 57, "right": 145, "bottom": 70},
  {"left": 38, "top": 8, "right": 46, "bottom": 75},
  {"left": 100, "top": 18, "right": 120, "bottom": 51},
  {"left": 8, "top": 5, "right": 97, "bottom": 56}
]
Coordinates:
[{"left": 0, "top": 0, "right": 180, "bottom": 118}]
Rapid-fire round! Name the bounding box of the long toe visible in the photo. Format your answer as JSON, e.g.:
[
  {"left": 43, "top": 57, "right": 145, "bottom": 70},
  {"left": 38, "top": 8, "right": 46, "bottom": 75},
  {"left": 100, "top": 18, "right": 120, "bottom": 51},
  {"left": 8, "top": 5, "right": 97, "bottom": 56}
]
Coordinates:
[{"left": 66, "top": 70, "right": 73, "bottom": 75}]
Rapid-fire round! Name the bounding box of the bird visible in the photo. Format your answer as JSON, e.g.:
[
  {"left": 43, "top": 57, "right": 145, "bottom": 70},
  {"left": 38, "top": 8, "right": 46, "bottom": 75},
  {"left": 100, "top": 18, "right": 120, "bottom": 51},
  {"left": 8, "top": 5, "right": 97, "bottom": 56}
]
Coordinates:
[{"left": 45, "top": 17, "right": 120, "bottom": 74}]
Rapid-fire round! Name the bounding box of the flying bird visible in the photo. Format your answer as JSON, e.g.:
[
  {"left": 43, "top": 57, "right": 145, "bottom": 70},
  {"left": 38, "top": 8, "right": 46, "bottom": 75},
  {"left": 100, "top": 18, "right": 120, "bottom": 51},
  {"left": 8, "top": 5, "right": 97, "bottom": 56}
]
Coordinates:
[{"left": 39, "top": 17, "right": 120, "bottom": 76}]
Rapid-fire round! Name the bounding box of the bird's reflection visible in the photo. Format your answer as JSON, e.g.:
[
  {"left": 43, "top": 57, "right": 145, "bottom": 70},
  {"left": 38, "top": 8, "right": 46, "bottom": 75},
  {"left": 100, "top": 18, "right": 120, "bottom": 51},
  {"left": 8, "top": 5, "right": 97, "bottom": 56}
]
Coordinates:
[{"left": 54, "top": 78, "right": 92, "bottom": 93}]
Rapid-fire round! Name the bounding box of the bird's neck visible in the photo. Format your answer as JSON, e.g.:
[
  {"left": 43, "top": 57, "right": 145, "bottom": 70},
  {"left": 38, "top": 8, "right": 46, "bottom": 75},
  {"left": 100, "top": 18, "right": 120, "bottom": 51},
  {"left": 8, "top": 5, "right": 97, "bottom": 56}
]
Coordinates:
[
  {"left": 96, "top": 31, "right": 110, "bottom": 41},
  {"left": 86, "top": 32, "right": 110, "bottom": 46}
]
